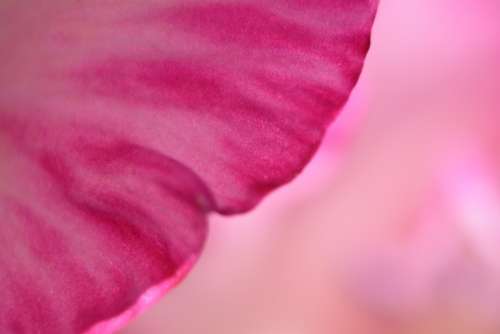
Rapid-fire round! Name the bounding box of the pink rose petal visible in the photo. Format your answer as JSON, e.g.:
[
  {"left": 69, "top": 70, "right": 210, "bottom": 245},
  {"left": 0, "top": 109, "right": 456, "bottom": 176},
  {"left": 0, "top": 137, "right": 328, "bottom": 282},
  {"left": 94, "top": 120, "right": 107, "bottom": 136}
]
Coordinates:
[{"left": 0, "top": 1, "right": 377, "bottom": 333}]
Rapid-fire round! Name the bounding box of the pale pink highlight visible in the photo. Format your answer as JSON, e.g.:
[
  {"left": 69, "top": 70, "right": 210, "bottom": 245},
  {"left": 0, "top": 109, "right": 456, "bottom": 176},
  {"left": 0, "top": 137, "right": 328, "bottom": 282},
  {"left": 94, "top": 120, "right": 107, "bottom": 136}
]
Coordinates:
[{"left": 86, "top": 256, "right": 198, "bottom": 334}]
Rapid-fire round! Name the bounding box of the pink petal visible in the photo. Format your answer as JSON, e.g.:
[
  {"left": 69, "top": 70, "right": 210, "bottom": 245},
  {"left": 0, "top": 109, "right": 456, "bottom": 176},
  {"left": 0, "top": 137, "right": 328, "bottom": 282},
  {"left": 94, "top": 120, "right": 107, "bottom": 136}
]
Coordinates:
[{"left": 0, "top": 1, "right": 377, "bottom": 333}]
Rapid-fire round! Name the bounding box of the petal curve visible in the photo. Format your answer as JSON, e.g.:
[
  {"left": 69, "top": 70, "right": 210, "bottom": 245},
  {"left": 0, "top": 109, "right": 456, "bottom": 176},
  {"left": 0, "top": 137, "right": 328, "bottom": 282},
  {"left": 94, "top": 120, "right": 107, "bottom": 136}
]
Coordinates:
[{"left": 0, "top": 1, "right": 377, "bottom": 333}]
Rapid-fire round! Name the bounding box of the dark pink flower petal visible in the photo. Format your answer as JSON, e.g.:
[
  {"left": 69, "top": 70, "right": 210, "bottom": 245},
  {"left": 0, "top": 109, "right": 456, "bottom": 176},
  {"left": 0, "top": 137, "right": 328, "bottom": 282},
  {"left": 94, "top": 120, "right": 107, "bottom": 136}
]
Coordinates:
[{"left": 0, "top": 1, "right": 377, "bottom": 333}]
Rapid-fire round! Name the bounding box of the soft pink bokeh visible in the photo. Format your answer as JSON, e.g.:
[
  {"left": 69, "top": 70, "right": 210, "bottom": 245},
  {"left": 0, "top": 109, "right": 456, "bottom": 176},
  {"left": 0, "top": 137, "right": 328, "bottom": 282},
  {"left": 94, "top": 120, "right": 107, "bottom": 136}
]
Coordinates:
[{"left": 121, "top": 0, "right": 500, "bottom": 333}]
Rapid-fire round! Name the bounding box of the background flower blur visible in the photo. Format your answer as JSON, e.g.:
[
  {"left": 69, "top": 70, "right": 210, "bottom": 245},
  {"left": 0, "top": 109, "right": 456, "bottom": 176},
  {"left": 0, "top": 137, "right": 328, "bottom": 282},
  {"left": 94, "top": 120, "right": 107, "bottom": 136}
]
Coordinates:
[{"left": 121, "top": 0, "right": 500, "bottom": 333}]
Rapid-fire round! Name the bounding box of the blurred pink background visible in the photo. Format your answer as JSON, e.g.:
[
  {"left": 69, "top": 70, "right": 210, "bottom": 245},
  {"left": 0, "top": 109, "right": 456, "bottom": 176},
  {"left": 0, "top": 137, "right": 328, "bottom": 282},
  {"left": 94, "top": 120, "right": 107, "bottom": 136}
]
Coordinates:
[{"left": 121, "top": 0, "right": 500, "bottom": 333}]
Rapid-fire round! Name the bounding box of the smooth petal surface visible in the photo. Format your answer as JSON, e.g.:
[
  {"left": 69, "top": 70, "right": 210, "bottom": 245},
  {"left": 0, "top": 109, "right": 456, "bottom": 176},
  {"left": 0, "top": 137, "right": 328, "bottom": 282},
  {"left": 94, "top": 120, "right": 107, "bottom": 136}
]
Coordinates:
[{"left": 0, "top": 1, "right": 377, "bottom": 333}]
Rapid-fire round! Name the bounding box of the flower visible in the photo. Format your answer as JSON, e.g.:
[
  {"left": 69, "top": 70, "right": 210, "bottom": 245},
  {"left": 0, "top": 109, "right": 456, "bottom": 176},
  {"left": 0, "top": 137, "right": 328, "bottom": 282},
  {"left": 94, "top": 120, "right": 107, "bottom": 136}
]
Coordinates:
[
  {"left": 121, "top": 1, "right": 500, "bottom": 333},
  {"left": 0, "top": 1, "right": 377, "bottom": 333}
]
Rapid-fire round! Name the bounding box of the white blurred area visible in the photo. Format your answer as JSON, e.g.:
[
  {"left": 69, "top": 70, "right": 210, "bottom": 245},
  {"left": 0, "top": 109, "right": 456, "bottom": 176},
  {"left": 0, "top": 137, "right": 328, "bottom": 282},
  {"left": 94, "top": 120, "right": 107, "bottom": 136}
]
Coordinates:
[{"left": 121, "top": 0, "right": 500, "bottom": 333}]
